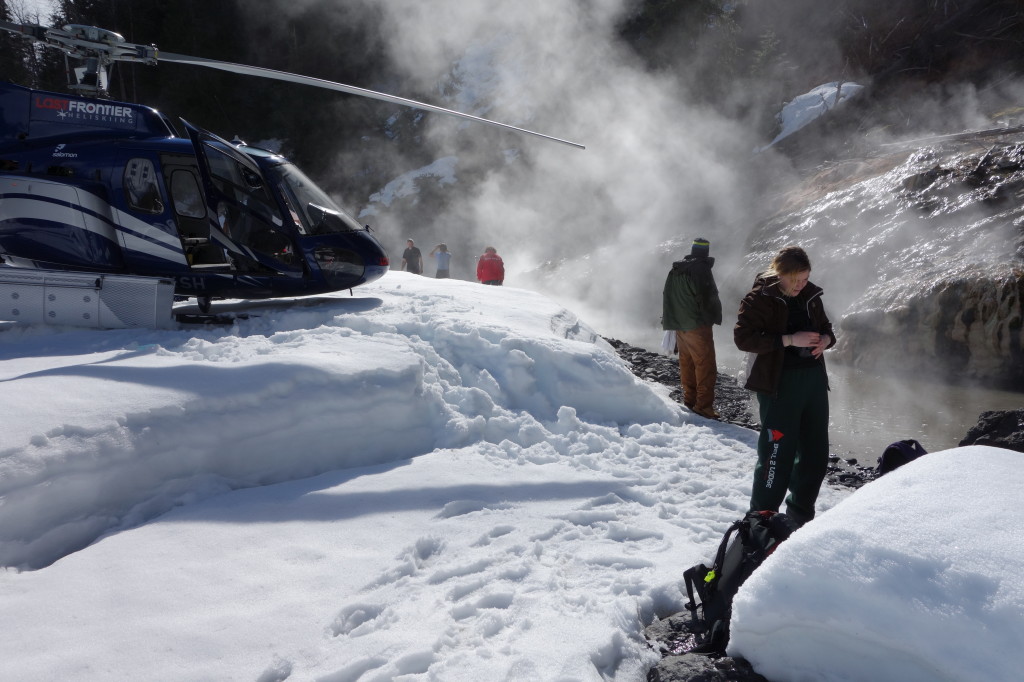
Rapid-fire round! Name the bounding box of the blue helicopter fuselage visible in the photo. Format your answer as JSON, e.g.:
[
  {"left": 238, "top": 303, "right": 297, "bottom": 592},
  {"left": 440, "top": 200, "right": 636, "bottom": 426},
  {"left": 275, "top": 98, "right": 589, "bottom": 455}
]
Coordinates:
[{"left": 0, "top": 81, "right": 389, "bottom": 302}]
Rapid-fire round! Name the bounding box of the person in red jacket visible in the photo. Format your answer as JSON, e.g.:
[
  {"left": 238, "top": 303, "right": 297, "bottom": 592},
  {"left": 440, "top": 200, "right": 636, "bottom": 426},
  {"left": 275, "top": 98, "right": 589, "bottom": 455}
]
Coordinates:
[{"left": 476, "top": 246, "right": 505, "bottom": 285}]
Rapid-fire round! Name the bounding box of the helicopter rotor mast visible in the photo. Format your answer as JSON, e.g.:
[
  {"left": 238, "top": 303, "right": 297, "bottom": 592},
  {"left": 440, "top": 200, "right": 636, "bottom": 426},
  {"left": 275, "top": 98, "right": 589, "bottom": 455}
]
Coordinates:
[
  {"left": 1, "top": 22, "right": 156, "bottom": 94},
  {"left": 0, "top": 20, "right": 583, "bottom": 149}
]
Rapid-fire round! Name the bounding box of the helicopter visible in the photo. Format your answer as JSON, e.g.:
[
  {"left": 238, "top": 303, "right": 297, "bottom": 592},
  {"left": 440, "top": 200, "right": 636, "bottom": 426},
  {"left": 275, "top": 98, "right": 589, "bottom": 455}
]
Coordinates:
[{"left": 0, "top": 21, "right": 582, "bottom": 315}]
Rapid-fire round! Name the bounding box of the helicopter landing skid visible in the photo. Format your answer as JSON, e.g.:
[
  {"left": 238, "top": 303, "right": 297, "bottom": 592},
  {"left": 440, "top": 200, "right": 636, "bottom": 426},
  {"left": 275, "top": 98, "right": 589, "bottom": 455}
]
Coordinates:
[{"left": 175, "top": 312, "right": 252, "bottom": 326}]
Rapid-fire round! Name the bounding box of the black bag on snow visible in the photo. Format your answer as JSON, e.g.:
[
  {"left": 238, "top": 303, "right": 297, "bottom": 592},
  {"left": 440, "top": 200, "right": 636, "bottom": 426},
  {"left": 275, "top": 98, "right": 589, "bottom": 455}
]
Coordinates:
[
  {"left": 876, "top": 439, "right": 928, "bottom": 475},
  {"left": 682, "top": 510, "right": 801, "bottom": 655}
]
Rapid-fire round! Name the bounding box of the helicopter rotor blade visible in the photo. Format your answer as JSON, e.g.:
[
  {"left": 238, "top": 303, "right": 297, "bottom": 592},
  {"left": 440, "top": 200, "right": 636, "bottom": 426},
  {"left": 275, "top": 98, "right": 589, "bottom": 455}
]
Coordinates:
[
  {"left": 157, "top": 51, "right": 584, "bottom": 150},
  {"left": 0, "top": 19, "right": 584, "bottom": 149},
  {"left": 0, "top": 19, "right": 47, "bottom": 41}
]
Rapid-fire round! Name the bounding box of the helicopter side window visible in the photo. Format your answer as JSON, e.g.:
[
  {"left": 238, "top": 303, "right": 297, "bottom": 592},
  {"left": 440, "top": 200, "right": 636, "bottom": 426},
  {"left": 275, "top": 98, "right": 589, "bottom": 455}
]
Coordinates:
[
  {"left": 123, "top": 158, "right": 164, "bottom": 214},
  {"left": 170, "top": 170, "right": 205, "bottom": 220}
]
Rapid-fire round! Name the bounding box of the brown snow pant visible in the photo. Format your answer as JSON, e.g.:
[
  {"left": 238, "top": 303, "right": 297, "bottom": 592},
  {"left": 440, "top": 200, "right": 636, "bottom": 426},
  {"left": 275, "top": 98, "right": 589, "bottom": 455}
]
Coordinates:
[{"left": 675, "top": 327, "right": 717, "bottom": 414}]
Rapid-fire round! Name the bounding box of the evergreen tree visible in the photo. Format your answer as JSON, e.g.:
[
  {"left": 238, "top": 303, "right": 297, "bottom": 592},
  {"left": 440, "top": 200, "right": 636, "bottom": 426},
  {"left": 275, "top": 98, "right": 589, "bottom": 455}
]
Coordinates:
[{"left": 0, "top": 0, "right": 34, "bottom": 87}]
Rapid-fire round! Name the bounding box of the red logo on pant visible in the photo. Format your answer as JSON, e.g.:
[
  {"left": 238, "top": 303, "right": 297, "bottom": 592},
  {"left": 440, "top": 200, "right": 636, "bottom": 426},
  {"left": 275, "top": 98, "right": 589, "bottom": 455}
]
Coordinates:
[{"left": 769, "top": 429, "right": 785, "bottom": 442}]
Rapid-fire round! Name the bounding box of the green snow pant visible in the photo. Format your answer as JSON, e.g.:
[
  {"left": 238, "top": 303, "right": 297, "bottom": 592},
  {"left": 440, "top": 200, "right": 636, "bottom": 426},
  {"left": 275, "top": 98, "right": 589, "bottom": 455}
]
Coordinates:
[{"left": 749, "top": 364, "right": 830, "bottom": 522}]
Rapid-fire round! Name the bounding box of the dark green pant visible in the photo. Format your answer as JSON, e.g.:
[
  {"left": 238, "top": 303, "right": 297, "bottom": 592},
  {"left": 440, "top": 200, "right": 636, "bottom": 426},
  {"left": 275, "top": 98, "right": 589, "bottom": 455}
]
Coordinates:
[{"left": 750, "top": 365, "right": 830, "bottom": 522}]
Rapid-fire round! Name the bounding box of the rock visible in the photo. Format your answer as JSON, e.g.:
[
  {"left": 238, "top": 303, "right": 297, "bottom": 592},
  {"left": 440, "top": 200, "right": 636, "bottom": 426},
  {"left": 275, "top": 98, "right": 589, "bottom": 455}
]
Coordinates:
[
  {"left": 603, "top": 337, "right": 759, "bottom": 430},
  {"left": 835, "top": 268, "right": 1024, "bottom": 387},
  {"left": 643, "top": 614, "right": 769, "bottom": 682},
  {"left": 959, "top": 409, "right": 1024, "bottom": 453},
  {"left": 742, "top": 143, "right": 1024, "bottom": 387},
  {"left": 647, "top": 654, "right": 769, "bottom": 682}
]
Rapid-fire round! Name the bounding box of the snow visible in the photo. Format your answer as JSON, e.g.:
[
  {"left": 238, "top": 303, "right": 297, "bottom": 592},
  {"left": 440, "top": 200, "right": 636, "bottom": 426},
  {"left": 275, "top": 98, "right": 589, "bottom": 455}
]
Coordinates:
[
  {"left": 730, "top": 446, "right": 1024, "bottom": 682},
  {"left": 759, "top": 81, "right": 864, "bottom": 151},
  {"left": 0, "top": 272, "right": 1019, "bottom": 681},
  {"left": 360, "top": 157, "right": 458, "bottom": 217}
]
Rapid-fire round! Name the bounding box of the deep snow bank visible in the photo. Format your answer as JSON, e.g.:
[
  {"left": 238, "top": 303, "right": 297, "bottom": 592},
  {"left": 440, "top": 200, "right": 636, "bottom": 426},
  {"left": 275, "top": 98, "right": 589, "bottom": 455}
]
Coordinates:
[
  {"left": 0, "top": 274, "right": 677, "bottom": 569},
  {"left": 730, "top": 445, "right": 1024, "bottom": 682}
]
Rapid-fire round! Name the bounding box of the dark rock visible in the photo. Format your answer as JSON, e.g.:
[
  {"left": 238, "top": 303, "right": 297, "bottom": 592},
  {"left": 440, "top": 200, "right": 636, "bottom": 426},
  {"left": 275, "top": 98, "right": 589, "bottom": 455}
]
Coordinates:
[
  {"left": 643, "top": 614, "right": 769, "bottom": 682},
  {"left": 834, "top": 270, "right": 1024, "bottom": 389},
  {"left": 647, "top": 654, "right": 769, "bottom": 682},
  {"left": 604, "top": 337, "right": 758, "bottom": 430},
  {"left": 959, "top": 409, "right": 1024, "bottom": 453}
]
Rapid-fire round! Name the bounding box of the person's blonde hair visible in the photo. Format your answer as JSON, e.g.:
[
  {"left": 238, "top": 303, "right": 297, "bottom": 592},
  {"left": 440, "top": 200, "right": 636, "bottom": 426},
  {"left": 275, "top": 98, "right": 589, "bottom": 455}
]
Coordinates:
[{"left": 767, "top": 245, "right": 811, "bottom": 277}]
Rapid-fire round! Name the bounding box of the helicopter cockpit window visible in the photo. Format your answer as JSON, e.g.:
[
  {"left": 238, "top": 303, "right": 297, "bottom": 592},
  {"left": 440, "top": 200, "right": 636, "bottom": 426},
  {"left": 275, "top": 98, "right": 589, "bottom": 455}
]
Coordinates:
[
  {"left": 202, "top": 142, "right": 279, "bottom": 222},
  {"left": 199, "top": 142, "right": 297, "bottom": 263},
  {"left": 169, "top": 170, "right": 205, "bottom": 220},
  {"left": 123, "top": 158, "right": 164, "bottom": 214},
  {"left": 204, "top": 142, "right": 263, "bottom": 191},
  {"left": 271, "top": 162, "right": 363, "bottom": 235}
]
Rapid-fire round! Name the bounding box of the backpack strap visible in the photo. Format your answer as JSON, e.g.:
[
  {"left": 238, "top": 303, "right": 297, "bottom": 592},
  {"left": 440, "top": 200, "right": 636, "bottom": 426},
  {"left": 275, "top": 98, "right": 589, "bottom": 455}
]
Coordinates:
[
  {"left": 683, "top": 563, "right": 709, "bottom": 610},
  {"left": 711, "top": 520, "right": 743, "bottom": 575},
  {"left": 684, "top": 519, "right": 742, "bottom": 611}
]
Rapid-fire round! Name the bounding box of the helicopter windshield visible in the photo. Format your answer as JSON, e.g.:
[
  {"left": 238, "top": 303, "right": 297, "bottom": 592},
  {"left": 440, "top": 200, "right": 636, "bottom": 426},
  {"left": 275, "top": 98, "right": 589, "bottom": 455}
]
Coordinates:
[{"left": 271, "top": 163, "right": 364, "bottom": 235}]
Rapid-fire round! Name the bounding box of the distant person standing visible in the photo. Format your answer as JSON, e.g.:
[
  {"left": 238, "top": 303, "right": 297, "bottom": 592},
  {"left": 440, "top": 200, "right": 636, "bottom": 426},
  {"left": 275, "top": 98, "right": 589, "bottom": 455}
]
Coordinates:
[
  {"left": 401, "top": 239, "right": 422, "bottom": 274},
  {"left": 734, "top": 245, "right": 835, "bottom": 526},
  {"left": 662, "top": 237, "right": 723, "bottom": 419},
  {"left": 476, "top": 246, "right": 504, "bottom": 285},
  {"left": 429, "top": 243, "right": 452, "bottom": 278}
]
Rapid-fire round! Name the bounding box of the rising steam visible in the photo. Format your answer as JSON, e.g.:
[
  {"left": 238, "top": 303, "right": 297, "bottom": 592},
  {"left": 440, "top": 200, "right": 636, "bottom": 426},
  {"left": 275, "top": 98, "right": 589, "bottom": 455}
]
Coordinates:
[
  {"left": 339, "top": 0, "right": 791, "bottom": 346},
  {"left": 315, "top": 0, "right": 1024, "bottom": 384}
]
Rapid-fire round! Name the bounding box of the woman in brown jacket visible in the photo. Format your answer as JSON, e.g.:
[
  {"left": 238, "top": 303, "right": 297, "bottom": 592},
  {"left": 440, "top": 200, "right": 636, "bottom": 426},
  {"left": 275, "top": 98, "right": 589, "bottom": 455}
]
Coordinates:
[{"left": 734, "top": 246, "right": 835, "bottom": 525}]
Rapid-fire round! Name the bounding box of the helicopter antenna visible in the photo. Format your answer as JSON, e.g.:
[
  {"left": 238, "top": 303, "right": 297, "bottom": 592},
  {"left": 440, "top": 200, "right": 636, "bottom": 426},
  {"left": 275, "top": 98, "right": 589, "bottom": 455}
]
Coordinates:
[{"left": 0, "top": 20, "right": 584, "bottom": 149}]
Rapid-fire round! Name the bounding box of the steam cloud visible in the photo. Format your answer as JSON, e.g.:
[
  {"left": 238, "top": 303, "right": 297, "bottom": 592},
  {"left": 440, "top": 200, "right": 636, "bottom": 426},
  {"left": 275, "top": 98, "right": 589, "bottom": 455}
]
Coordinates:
[
  {"left": 337, "top": 0, "right": 789, "bottom": 347},
  {"left": 310, "top": 0, "right": 1023, "bottom": 390}
]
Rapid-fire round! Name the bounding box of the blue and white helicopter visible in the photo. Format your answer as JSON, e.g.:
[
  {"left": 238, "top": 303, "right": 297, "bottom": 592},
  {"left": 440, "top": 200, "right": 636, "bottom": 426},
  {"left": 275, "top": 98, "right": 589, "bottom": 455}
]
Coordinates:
[{"left": 0, "top": 22, "right": 581, "bottom": 314}]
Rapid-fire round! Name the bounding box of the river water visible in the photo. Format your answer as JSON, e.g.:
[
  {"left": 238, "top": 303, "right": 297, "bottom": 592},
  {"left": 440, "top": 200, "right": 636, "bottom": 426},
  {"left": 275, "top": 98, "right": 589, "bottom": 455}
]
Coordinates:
[{"left": 715, "top": 344, "right": 1022, "bottom": 463}]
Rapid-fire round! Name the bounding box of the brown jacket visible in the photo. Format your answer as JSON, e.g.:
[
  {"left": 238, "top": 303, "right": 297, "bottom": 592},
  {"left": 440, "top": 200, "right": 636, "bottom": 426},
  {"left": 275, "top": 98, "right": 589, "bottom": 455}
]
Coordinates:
[{"left": 734, "top": 275, "right": 836, "bottom": 395}]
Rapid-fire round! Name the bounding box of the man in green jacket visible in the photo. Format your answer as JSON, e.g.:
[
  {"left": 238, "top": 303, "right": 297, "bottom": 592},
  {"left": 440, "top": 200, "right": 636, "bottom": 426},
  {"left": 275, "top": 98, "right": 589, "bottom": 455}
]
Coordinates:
[{"left": 662, "top": 237, "right": 723, "bottom": 419}]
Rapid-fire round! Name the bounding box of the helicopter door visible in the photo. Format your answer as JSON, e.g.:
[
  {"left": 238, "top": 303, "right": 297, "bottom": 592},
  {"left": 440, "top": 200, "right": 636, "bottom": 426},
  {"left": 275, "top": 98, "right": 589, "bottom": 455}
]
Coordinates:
[
  {"left": 113, "top": 153, "right": 190, "bottom": 271},
  {"left": 184, "top": 122, "right": 301, "bottom": 277},
  {"left": 160, "top": 156, "right": 228, "bottom": 267}
]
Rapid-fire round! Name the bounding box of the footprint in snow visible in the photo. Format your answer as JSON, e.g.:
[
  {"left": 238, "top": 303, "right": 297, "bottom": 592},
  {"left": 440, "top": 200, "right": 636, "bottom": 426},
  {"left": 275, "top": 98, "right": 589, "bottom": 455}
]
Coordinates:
[
  {"left": 329, "top": 602, "right": 393, "bottom": 637},
  {"left": 435, "top": 499, "right": 513, "bottom": 518},
  {"left": 364, "top": 535, "right": 445, "bottom": 588},
  {"left": 471, "top": 524, "right": 516, "bottom": 546}
]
